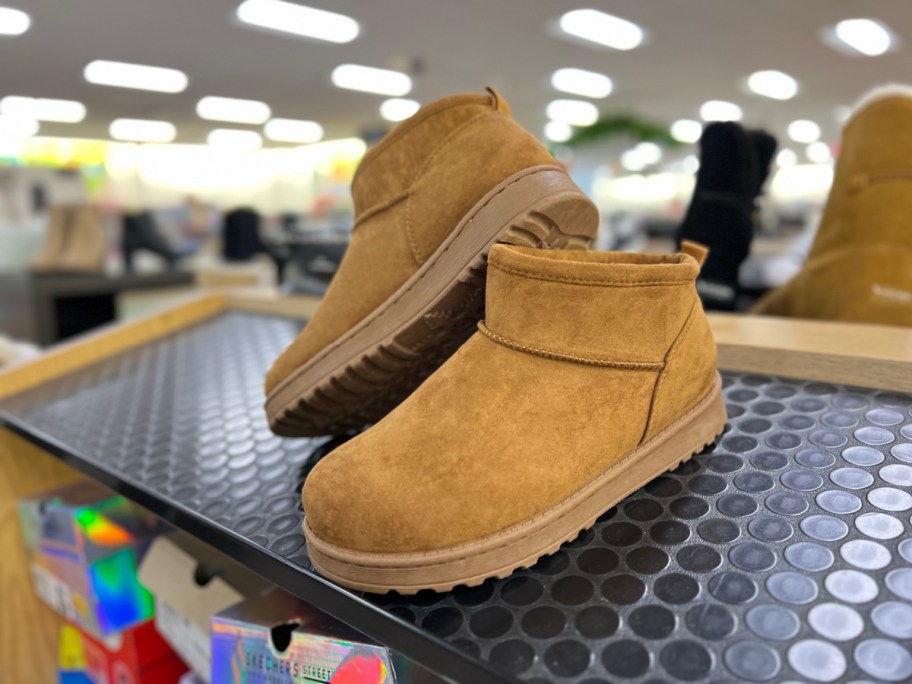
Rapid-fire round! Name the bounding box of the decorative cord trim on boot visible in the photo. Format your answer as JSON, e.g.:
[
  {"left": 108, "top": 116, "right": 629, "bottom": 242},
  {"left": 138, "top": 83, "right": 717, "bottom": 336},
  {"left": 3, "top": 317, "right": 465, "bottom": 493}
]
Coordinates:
[{"left": 477, "top": 321, "right": 665, "bottom": 370}]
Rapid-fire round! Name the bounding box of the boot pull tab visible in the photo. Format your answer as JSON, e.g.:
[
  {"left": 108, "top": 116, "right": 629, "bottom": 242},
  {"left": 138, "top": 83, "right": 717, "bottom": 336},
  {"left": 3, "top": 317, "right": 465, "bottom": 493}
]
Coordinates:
[
  {"left": 486, "top": 87, "right": 511, "bottom": 116},
  {"left": 681, "top": 240, "right": 709, "bottom": 268}
]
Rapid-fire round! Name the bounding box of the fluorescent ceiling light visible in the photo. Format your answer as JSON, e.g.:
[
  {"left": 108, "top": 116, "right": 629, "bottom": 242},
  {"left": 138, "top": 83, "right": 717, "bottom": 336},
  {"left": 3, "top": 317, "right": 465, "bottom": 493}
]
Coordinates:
[
  {"left": 84, "top": 60, "right": 188, "bottom": 93},
  {"left": 264, "top": 118, "right": 323, "bottom": 143},
  {"left": 700, "top": 100, "right": 743, "bottom": 122},
  {"left": 0, "top": 115, "right": 38, "bottom": 138},
  {"left": 197, "top": 96, "right": 271, "bottom": 124},
  {"left": 544, "top": 120, "right": 573, "bottom": 143},
  {"left": 0, "top": 96, "right": 86, "bottom": 123},
  {"left": 559, "top": 9, "right": 644, "bottom": 51},
  {"left": 331, "top": 64, "right": 411, "bottom": 96},
  {"left": 621, "top": 149, "right": 647, "bottom": 172},
  {"left": 670, "top": 119, "right": 702, "bottom": 144},
  {"left": 682, "top": 155, "right": 699, "bottom": 174},
  {"left": 634, "top": 141, "right": 662, "bottom": 164},
  {"left": 0, "top": 7, "right": 30, "bottom": 35},
  {"left": 806, "top": 142, "right": 832, "bottom": 164},
  {"left": 788, "top": 119, "right": 821, "bottom": 143},
  {"left": 110, "top": 119, "right": 177, "bottom": 143},
  {"left": 379, "top": 98, "right": 420, "bottom": 122},
  {"left": 208, "top": 128, "right": 263, "bottom": 150},
  {"left": 830, "top": 18, "right": 895, "bottom": 56},
  {"left": 747, "top": 70, "right": 798, "bottom": 100},
  {"left": 776, "top": 148, "right": 798, "bottom": 167},
  {"left": 551, "top": 68, "right": 613, "bottom": 99},
  {"left": 546, "top": 99, "right": 599, "bottom": 127},
  {"left": 237, "top": 0, "right": 359, "bottom": 43}
]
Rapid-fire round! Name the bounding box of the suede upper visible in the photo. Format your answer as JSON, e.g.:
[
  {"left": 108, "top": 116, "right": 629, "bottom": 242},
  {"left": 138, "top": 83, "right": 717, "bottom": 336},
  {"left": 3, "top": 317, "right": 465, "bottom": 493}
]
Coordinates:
[
  {"left": 302, "top": 245, "right": 719, "bottom": 554},
  {"left": 753, "top": 93, "right": 912, "bottom": 325},
  {"left": 265, "top": 91, "right": 557, "bottom": 394}
]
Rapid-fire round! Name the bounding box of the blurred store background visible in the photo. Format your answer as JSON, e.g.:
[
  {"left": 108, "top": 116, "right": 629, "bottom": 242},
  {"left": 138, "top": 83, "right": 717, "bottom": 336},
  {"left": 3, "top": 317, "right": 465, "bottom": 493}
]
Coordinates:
[{"left": 0, "top": 0, "right": 909, "bottom": 350}]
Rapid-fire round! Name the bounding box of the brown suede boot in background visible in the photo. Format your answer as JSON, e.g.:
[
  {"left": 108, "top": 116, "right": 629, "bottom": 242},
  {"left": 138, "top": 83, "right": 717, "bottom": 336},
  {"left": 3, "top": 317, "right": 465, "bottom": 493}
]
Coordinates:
[
  {"left": 265, "top": 89, "right": 599, "bottom": 436},
  {"left": 302, "top": 242, "right": 726, "bottom": 593},
  {"left": 29, "top": 206, "right": 70, "bottom": 272},
  {"left": 753, "top": 86, "right": 912, "bottom": 325},
  {"left": 59, "top": 205, "right": 107, "bottom": 273}
]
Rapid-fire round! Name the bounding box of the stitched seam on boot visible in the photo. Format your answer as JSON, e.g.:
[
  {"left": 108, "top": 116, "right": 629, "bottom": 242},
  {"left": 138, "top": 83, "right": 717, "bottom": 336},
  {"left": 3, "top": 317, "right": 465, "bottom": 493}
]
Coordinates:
[
  {"left": 490, "top": 261, "right": 693, "bottom": 288},
  {"left": 640, "top": 299, "right": 698, "bottom": 443},
  {"left": 406, "top": 111, "right": 507, "bottom": 264},
  {"left": 351, "top": 190, "right": 410, "bottom": 232},
  {"left": 478, "top": 321, "right": 664, "bottom": 370}
]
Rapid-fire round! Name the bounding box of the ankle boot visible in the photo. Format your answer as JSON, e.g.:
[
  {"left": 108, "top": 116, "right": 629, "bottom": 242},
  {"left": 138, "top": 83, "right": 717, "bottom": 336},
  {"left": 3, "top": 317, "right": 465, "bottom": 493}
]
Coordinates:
[
  {"left": 60, "top": 205, "right": 106, "bottom": 273},
  {"left": 29, "top": 206, "right": 70, "bottom": 271},
  {"left": 301, "top": 243, "right": 726, "bottom": 593},
  {"left": 676, "top": 122, "right": 763, "bottom": 311},
  {"left": 753, "top": 86, "right": 912, "bottom": 325},
  {"left": 265, "top": 89, "right": 598, "bottom": 436},
  {"left": 122, "top": 212, "right": 179, "bottom": 273}
]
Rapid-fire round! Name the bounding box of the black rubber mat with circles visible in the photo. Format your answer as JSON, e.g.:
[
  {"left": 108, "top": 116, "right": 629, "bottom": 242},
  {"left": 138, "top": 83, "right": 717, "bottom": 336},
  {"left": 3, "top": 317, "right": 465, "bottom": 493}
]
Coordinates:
[{"left": 1, "top": 311, "right": 911, "bottom": 683}]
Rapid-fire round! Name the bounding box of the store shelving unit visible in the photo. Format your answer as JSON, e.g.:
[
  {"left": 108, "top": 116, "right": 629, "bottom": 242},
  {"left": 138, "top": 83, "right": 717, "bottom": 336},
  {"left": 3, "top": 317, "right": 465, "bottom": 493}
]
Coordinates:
[{"left": 2, "top": 293, "right": 911, "bottom": 683}]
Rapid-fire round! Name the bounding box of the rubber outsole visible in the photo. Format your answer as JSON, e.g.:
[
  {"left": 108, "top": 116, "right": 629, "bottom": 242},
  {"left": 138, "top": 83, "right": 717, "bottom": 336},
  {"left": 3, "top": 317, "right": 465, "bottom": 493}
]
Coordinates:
[
  {"left": 304, "top": 373, "right": 728, "bottom": 594},
  {"left": 266, "top": 165, "right": 599, "bottom": 437}
]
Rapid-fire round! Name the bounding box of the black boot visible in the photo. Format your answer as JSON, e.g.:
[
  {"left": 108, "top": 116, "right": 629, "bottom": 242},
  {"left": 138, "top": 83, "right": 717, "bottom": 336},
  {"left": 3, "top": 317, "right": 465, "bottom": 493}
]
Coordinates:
[
  {"left": 676, "top": 122, "right": 776, "bottom": 311},
  {"left": 122, "top": 212, "right": 179, "bottom": 272}
]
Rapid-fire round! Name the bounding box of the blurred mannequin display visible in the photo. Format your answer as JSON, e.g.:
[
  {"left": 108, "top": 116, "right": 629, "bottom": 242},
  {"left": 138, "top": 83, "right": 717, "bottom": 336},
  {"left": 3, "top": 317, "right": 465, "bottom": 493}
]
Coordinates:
[
  {"left": 676, "top": 122, "right": 776, "bottom": 311},
  {"left": 753, "top": 85, "right": 912, "bottom": 326}
]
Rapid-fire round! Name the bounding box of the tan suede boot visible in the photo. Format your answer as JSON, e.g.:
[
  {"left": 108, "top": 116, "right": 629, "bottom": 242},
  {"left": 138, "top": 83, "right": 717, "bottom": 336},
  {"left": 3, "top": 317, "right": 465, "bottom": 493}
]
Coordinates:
[
  {"left": 59, "top": 205, "right": 106, "bottom": 273},
  {"left": 265, "top": 90, "right": 598, "bottom": 436},
  {"left": 302, "top": 243, "right": 726, "bottom": 593},
  {"left": 753, "top": 86, "right": 912, "bottom": 325},
  {"left": 29, "top": 206, "right": 70, "bottom": 271}
]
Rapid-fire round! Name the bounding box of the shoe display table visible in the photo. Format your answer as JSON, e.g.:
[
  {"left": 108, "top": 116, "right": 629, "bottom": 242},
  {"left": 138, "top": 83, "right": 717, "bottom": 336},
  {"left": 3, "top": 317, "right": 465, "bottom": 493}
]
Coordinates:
[{"left": 2, "top": 294, "right": 911, "bottom": 683}]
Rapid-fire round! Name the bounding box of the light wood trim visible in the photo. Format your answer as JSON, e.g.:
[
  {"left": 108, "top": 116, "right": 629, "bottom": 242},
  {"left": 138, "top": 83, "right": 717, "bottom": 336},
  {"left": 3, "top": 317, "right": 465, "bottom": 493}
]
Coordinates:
[
  {"left": 0, "top": 294, "right": 228, "bottom": 400},
  {"left": 710, "top": 313, "right": 912, "bottom": 392},
  {"left": 228, "top": 288, "right": 322, "bottom": 320}
]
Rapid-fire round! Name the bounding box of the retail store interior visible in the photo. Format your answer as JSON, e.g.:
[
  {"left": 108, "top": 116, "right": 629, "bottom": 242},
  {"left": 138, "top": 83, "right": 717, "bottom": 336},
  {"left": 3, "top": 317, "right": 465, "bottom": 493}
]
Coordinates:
[{"left": 1, "top": 2, "right": 912, "bottom": 683}]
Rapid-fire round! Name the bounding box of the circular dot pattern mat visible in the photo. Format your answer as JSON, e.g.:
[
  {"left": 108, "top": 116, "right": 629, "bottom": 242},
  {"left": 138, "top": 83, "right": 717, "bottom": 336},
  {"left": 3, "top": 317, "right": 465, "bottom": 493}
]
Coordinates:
[{"left": 1, "top": 312, "right": 910, "bottom": 683}]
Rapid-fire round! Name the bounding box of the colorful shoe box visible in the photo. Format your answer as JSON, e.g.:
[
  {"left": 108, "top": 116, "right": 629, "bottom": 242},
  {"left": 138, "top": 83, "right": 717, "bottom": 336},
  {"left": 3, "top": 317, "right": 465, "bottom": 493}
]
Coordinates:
[
  {"left": 19, "top": 481, "right": 160, "bottom": 637},
  {"left": 57, "top": 620, "right": 188, "bottom": 684},
  {"left": 138, "top": 534, "right": 269, "bottom": 682},
  {"left": 211, "top": 588, "right": 396, "bottom": 684}
]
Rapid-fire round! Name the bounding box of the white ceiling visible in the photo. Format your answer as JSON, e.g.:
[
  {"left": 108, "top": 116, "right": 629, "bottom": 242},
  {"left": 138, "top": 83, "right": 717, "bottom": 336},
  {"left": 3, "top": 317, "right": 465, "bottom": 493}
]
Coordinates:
[{"left": 3, "top": 0, "right": 912, "bottom": 150}]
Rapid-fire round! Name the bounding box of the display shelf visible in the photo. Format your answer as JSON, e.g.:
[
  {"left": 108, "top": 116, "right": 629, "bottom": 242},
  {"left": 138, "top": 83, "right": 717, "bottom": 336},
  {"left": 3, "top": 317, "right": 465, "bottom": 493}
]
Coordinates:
[{"left": 2, "top": 298, "right": 911, "bottom": 683}]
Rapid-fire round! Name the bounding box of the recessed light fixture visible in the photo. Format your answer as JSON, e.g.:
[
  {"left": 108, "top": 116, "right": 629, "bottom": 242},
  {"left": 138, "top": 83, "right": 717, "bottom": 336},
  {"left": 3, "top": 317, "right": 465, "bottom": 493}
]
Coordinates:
[
  {"left": 0, "top": 96, "right": 86, "bottom": 123},
  {"left": 747, "top": 70, "right": 799, "bottom": 100},
  {"left": 559, "top": 9, "right": 644, "bottom": 51},
  {"left": 621, "top": 149, "right": 647, "bottom": 172},
  {"left": 264, "top": 118, "right": 323, "bottom": 143},
  {"left": 208, "top": 128, "right": 263, "bottom": 150},
  {"left": 788, "top": 119, "right": 821, "bottom": 143},
  {"left": 109, "top": 119, "right": 177, "bottom": 143},
  {"left": 544, "top": 120, "right": 573, "bottom": 143},
  {"left": 670, "top": 119, "right": 702, "bottom": 144},
  {"left": 237, "top": 0, "right": 359, "bottom": 43},
  {"left": 84, "top": 60, "right": 188, "bottom": 93},
  {"left": 197, "top": 96, "right": 271, "bottom": 124},
  {"left": 379, "top": 98, "right": 420, "bottom": 122},
  {"left": 0, "top": 115, "right": 38, "bottom": 138},
  {"left": 825, "top": 18, "right": 896, "bottom": 56},
  {"left": 806, "top": 142, "right": 832, "bottom": 164},
  {"left": 700, "top": 100, "right": 743, "bottom": 122},
  {"left": 546, "top": 99, "right": 599, "bottom": 127},
  {"left": 776, "top": 148, "right": 798, "bottom": 167},
  {"left": 551, "top": 68, "right": 613, "bottom": 99},
  {"left": 634, "top": 141, "right": 662, "bottom": 164},
  {"left": 0, "top": 6, "right": 30, "bottom": 35},
  {"left": 331, "top": 64, "right": 412, "bottom": 96}
]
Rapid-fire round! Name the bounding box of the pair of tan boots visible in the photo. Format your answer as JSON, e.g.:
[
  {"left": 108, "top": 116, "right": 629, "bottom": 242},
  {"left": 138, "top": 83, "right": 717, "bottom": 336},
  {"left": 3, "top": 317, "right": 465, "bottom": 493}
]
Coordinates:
[
  {"left": 264, "top": 90, "right": 727, "bottom": 594},
  {"left": 30, "top": 205, "right": 107, "bottom": 273}
]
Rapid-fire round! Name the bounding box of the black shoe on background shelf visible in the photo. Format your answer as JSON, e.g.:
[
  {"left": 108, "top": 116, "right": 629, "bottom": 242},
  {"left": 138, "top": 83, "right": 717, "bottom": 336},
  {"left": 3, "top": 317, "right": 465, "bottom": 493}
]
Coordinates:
[{"left": 122, "top": 212, "right": 180, "bottom": 273}]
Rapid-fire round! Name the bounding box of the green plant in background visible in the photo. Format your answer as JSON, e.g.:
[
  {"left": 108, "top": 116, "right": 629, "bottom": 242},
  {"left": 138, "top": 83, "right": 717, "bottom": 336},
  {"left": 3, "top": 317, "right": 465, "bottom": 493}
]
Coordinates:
[{"left": 561, "top": 115, "right": 683, "bottom": 149}]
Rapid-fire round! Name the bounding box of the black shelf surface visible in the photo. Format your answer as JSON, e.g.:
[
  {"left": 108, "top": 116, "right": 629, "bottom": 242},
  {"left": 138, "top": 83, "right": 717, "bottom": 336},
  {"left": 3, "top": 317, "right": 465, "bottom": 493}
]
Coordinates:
[{"left": 2, "top": 311, "right": 912, "bottom": 683}]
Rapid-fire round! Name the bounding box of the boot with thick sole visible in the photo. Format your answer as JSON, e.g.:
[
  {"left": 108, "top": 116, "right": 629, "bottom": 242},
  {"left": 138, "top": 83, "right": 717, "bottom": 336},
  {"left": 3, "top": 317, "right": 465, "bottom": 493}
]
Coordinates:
[
  {"left": 29, "top": 206, "right": 70, "bottom": 271},
  {"left": 753, "top": 85, "right": 912, "bottom": 324},
  {"left": 265, "top": 90, "right": 598, "bottom": 436},
  {"left": 59, "top": 205, "right": 106, "bottom": 273},
  {"left": 302, "top": 242, "right": 727, "bottom": 593}
]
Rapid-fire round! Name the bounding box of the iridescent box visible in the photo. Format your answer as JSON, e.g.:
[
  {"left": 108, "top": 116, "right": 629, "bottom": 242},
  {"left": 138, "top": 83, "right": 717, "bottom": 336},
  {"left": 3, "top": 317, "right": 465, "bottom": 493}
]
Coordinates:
[
  {"left": 19, "top": 481, "right": 160, "bottom": 637},
  {"left": 211, "top": 588, "right": 396, "bottom": 684}
]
